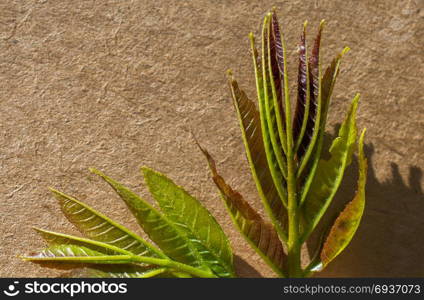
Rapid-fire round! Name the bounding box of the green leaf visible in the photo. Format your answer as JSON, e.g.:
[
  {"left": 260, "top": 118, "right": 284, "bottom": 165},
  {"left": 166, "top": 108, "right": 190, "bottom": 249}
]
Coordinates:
[
  {"left": 50, "top": 188, "right": 165, "bottom": 258},
  {"left": 82, "top": 265, "right": 169, "bottom": 278},
  {"left": 319, "top": 129, "right": 367, "bottom": 269},
  {"left": 228, "top": 74, "right": 288, "bottom": 242},
  {"left": 299, "top": 47, "right": 350, "bottom": 205},
  {"left": 24, "top": 244, "right": 134, "bottom": 264},
  {"left": 90, "top": 169, "right": 206, "bottom": 270},
  {"left": 301, "top": 94, "right": 360, "bottom": 241},
  {"left": 34, "top": 227, "right": 132, "bottom": 256},
  {"left": 33, "top": 228, "right": 172, "bottom": 276},
  {"left": 141, "top": 166, "right": 235, "bottom": 278},
  {"left": 198, "top": 145, "right": 287, "bottom": 277}
]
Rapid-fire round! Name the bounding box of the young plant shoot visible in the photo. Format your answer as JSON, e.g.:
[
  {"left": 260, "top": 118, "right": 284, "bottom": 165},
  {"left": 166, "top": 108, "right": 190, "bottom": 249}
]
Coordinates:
[
  {"left": 198, "top": 9, "right": 367, "bottom": 277},
  {"left": 23, "top": 168, "right": 235, "bottom": 278},
  {"left": 24, "top": 9, "right": 366, "bottom": 278}
]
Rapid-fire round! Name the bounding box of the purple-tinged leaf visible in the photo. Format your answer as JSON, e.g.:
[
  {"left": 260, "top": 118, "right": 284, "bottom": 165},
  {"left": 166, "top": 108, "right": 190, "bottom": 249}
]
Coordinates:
[
  {"left": 296, "top": 21, "right": 325, "bottom": 177},
  {"left": 228, "top": 71, "right": 288, "bottom": 241},
  {"left": 293, "top": 22, "right": 311, "bottom": 157},
  {"left": 270, "top": 10, "right": 286, "bottom": 134},
  {"left": 266, "top": 12, "right": 288, "bottom": 176},
  {"left": 196, "top": 143, "right": 287, "bottom": 277},
  {"left": 299, "top": 46, "right": 350, "bottom": 205}
]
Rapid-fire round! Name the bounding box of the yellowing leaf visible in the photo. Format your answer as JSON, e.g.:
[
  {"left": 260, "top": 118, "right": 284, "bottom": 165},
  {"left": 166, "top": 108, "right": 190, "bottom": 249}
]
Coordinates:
[
  {"left": 320, "top": 129, "right": 367, "bottom": 268},
  {"left": 301, "top": 94, "right": 360, "bottom": 241}
]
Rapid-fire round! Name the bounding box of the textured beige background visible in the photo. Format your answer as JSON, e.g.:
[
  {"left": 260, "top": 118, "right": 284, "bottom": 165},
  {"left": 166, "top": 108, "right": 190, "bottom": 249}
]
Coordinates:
[{"left": 1, "top": 0, "right": 423, "bottom": 277}]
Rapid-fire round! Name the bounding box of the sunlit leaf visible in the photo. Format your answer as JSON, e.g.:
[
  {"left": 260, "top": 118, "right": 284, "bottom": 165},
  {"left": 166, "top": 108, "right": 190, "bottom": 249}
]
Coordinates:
[
  {"left": 141, "top": 167, "right": 234, "bottom": 277},
  {"left": 34, "top": 227, "right": 132, "bottom": 256},
  {"left": 319, "top": 129, "right": 367, "bottom": 269},
  {"left": 90, "top": 169, "right": 206, "bottom": 270},
  {"left": 197, "top": 144, "right": 287, "bottom": 277},
  {"left": 270, "top": 10, "right": 287, "bottom": 152},
  {"left": 228, "top": 74, "right": 288, "bottom": 242},
  {"left": 50, "top": 188, "right": 164, "bottom": 258},
  {"left": 293, "top": 22, "right": 311, "bottom": 155},
  {"left": 24, "top": 244, "right": 133, "bottom": 264},
  {"left": 301, "top": 94, "right": 360, "bottom": 241},
  {"left": 265, "top": 14, "right": 288, "bottom": 178},
  {"left": 82, "top": 265, "right": 169, "bottom": 278},
  {"left": 299, "top": 47, "right": 350, "bottom": 205},
  {"left": 296, "top": 21, "right": 324, "bottom": 176}
]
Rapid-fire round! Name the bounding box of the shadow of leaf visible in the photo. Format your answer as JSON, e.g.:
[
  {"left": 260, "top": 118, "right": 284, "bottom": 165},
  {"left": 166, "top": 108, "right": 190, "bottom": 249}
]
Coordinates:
[{"left": 234, "top": 255, "right": 263, "bottom": 278}]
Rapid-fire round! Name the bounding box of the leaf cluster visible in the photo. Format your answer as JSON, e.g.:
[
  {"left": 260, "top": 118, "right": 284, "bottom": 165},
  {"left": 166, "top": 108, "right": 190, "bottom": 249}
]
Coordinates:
[
  {"left": 198, "top": 9, "right": 367, "bottom": 277},
  {"left": 23, "top": 168, "right": 235, "bottom": 278}
]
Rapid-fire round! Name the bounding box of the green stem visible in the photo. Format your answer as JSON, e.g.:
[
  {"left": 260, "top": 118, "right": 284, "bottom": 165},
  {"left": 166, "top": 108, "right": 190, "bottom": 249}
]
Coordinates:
[
  {"left": 286, "top": 155, "right": 301, "bottom": 277},
  {"left": 281, "top": 28, "right": 301, "bottom": 277},
  {"left": 132, "top": 256, "right": 217, "bottom": 278},
  {"left": 23, "top": 255, "right": 216, "bottom": 278}
]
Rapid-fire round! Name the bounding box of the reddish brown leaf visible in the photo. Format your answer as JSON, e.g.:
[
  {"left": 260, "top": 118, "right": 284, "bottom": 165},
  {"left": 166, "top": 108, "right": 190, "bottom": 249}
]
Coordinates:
[{"left": 196, "top": 142, "right": 287, "bottom": 277}]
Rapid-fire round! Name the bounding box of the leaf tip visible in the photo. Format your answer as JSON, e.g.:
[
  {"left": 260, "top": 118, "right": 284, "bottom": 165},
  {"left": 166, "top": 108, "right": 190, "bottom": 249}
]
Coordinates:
[
  {"left": 19, "top": 255, "right": 30, "bottom": 261},
  {"left": 140, "top": 165, "right": 155, "bottom": 178},
  {"left": 48, "top": 187, "right": 61, "bottom": 196},
  {"left": 32, "top": 226, "right": 44, "bottom": 233},
  {"left": 360, "top": 128, "right": 367, "bottom": 140},
  {"left": 342, "top": 46, "right": 350, "bottom": 55},
  {"left": 226, "top": 69, "right": 233, "bottom": 78},
  {"left": 354, "top": 93, "right": 361, "bottom": 101},
  {"left": 359, "top": 128, "right": 367, "bottom": 159},
  {"left": 88, "top": 167, "right": 104, "bottom": 177}
]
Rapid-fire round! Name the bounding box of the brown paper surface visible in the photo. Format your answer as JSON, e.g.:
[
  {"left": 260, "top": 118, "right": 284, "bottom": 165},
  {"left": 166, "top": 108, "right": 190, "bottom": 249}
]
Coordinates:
[{"left": 1, "top": 0, "right": 423, "bottom": 277}]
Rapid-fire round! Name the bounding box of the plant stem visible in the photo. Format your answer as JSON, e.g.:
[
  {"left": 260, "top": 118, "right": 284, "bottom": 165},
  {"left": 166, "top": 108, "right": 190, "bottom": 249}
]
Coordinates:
[
  {"left": 282, "top": 33, "right": 301, "bottom": 276},
  {"left": 286, "top": 153, "right": 301, "bottom": 277},
  {"left": 132, "top": 256, "right": 217, "bottom": 278}
]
